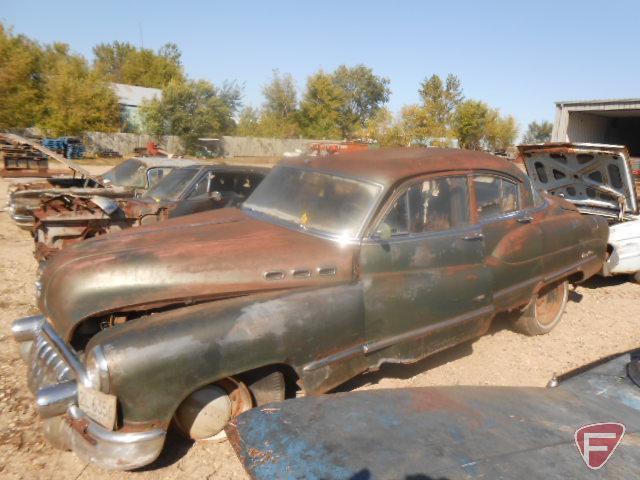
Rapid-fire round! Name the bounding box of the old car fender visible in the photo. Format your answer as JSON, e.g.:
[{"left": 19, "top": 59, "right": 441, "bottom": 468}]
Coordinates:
[
  {"left": 604, "top": 218, "right": 640, "bottom": 275},
  {"left": 85, "top": 283, "right": 365, "bottom": 425},
  {"left": 89, "top": 195, "right": 121, "bottom": 216}
]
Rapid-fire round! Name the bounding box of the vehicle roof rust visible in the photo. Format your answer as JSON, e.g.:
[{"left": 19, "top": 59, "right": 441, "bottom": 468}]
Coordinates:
[{"left": 281, "top": 147, "right": 526, "bottom": 186}]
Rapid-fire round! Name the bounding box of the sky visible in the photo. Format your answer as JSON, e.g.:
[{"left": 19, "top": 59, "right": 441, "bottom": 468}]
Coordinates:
[{"left": 2, "top": 0, "right": 640, "bottom": 137}]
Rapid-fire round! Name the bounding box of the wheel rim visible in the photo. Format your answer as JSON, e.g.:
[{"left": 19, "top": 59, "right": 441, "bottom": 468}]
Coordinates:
[
  {"left": 535, "top": 282, "right": 566, "bottom": 326},
  {"left": 174, "top": 378, "right": 253, "bottom": 441}
]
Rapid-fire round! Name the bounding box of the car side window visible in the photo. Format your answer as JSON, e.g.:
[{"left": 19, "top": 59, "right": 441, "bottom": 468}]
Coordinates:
[
  {"left": 408, "top": 176, "right": 470, "bottom": 233},
  {"left": 473, "top": 175, "right": 519, "bottom": 219},
  {"left": 382, "top": 192, "right": 410, "bottom": 236},
  {"left": 187, "top": 173, "right": 211, "bottom": 199},
  {"left": 147, "top": 167, "right": 172, "bottom": 188},
  {"left": 379, "top": 176, "right": 470, "bottom": 236}
]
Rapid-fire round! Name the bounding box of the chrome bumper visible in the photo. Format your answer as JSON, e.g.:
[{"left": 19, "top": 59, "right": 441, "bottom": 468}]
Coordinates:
[{"left": 12, "top": 315, "right": 166, "bottom": 470}]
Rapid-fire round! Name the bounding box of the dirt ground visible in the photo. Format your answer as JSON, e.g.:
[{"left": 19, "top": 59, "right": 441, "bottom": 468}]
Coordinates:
[{"left": 0, "top": 173, "right": 638, "bottom": 479}]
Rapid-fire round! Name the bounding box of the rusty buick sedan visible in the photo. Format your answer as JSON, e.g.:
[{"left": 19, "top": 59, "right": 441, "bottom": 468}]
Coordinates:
[
  {"left": 31, "top": 164, "right": 269, "bottom": 262},
  {"left": 8, "top": 156, "right": 197, "bottom": 229},
  {"left": 12, "top": 148, "right": 608, "bottom": 470}
]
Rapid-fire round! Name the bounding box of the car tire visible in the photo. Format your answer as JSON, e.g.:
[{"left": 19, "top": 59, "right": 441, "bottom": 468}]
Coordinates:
[
  {"left": 173, "top": 371, "right": 286, "bottom": 442},
  {"left": 513, "top": 280, "right": 568, "bottom": 336}
]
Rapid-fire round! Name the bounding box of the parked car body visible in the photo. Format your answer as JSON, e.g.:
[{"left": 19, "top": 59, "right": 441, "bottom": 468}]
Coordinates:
[
  {"left": 7, "top": 157, "right": 196, "bottom": 228},
  {"left": 12, "top": 148, "right": 608, "bottom": 470},
  {"left": 31, "top": 164, "right": 269, "bottom": 262},
  {"left": 228, "top": 349, "right": 640, "bottom": 479},
  {"left": 518, "top": 143, "right": 640, "bottom": 282}
]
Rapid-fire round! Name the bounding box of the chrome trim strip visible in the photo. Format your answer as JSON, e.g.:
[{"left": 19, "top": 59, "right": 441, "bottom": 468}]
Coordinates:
[
  {"left": 303, "top": 306, "right": 494, "bottom": 372},
  {"left": 303, "top": 344, "right": 364, "bottom": 372},
  {"left": 363, "top": 306, "right": 494, "bottom": 355}
]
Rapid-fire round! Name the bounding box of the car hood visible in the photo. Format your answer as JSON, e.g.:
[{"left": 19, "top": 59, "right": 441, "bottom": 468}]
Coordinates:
[
  {"left": 519, "top": 143, "right": 638, "bottom": 218},
  {"left": 39, "top": 208, "right": 356, "bottom": 340},
  {"left": 228, "top": 350, "right": 640, "bottom": 479}
]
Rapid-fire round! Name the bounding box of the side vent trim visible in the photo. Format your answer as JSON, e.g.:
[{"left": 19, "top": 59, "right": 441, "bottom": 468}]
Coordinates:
[
  {"left": 264, "top": 271, "right": 285, "bottom": 280},
  {"left": 317, "top": 266, "right": 337, "bottom": 276}
]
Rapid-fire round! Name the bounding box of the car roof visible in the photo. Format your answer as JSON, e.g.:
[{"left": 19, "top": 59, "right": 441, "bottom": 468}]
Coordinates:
[
  {"left": 280, "top": 147, "right": 525, "bottom": 187},
  {"left": 128, "top": 157, "right": 201, "bottom": 168}
]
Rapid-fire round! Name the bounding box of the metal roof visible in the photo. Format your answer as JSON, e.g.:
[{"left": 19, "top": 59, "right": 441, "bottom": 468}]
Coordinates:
[
  {"left": 555, "top": 98, "right": 640, "bottom": 107},
  {"left": 110, "top": 83, "right": 162, "bottom": 107}
]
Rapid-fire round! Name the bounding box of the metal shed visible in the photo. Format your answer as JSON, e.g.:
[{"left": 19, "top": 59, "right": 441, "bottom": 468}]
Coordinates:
[{"left": 552, "top": 98, "right": 640, "bottom": 155}]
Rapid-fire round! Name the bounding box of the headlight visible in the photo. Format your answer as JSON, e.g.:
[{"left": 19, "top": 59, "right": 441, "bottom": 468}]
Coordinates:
[{"left": 84, "top": 346, "right": 111, "bottom": 393}]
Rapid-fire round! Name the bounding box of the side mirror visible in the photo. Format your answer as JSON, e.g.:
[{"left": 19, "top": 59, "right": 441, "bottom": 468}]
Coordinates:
[
  {"left": 209, "top": 190, "right": 223, "bottom": 202},
  {"left": 374, "top": 223, "right": 392, "bottom": 241}
]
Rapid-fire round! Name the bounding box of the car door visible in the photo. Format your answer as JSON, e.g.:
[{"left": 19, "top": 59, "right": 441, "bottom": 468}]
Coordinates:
[
  {"left": 472, "top": 174, "right": 544, "bottom": 310},
  {"left": 170, "top": 170, "right": 224, "bottom": 217},
  {"left": 359, "top": 174, "right": 492, "bottom": 367}
]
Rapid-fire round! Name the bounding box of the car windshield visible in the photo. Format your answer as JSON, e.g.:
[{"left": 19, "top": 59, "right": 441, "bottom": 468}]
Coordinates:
[
  {"left": 143, "top": 167, "right": 200, "bottom": 201},
  {"left": 243, "top": 165, "right": 382, "bottom": 238},
  {"left": 101, "top": 159, "right": 148, "bottom": 188}
]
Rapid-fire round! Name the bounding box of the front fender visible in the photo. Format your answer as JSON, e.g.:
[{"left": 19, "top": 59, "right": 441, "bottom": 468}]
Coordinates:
[{"left": 87, "top": 283, "right": 365, "bottom": 425}]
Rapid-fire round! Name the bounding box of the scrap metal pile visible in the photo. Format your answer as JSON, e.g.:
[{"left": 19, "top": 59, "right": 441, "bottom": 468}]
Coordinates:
[{"left": 0, "top": 134, "right": 57, "bottom": 177}]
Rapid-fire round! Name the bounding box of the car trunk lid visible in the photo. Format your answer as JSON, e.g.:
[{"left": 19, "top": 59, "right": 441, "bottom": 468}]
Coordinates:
[{"left": 519, "top": 143, "right": 638, "bottom": 218}]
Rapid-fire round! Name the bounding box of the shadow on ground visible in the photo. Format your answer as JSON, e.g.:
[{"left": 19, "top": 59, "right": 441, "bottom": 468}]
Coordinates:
[
  {"left": 580, "top": 275, "right": 633, "bottom": 289},
  {"left": 138, "top": 429, "right": 193, "bottom": 471}
]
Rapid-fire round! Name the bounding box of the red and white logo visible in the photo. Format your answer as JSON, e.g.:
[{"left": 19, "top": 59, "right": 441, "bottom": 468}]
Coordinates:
[{"left": 574, "top": 423, "right": 625, "bottom": 470}]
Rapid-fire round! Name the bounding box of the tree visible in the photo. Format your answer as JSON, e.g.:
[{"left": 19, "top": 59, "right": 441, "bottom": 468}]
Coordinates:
[
  {"left": 452, "top": 100, "right": 490, "bottom": 150},
  {"left": 359, "top": 107, "right": 407, "bottom": 147},
  {"left": 485, "top": 111, "right": 518, "bottom": 151},
  {"left": 38, "top": 47, "right": 120, "bottom": 136},
  {"left": 93, "top": 41, "right": 184, "bottom": 88},
  {"left": 298, "top": 71, "right": 345, "bottom": 139},
  {"left": 140, "top": 79, "right": 242, "bottom": 152},
  {"left": 453, "top": 100, "right": 518, "bottom": 151},
  {"left": 258, "top": 71, "right": 300, "bottom": 138},
  {"left": 332, "top": 64, "right": 390, "bottom": 138},
  {"left": 522, "top": 120, "right": 553, "bottom": 143},
  {"left": 418, "top": 73, "right": 463, "bottom": 127},
  {"left": 236, "top": 106, "right": 260, "bottom": 137},
  {"left": 0, "top": 24, "right": 44, "bottom": 128}
]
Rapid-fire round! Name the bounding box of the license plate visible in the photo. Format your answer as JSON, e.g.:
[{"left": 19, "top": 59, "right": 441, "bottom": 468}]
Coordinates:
[{"left": 77, "top": 383, "right": 117, "bottom": 430}]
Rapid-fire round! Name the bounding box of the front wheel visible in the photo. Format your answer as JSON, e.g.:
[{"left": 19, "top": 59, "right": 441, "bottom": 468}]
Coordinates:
[
  {"left": 513, "top": 280, "right": 569, "bottom": 336},
  {"left": 173, "top": 371, "right": 285, "bottom": 441}
]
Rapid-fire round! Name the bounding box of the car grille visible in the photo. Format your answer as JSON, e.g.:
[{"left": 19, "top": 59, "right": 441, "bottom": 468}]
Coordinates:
[{"left": 27, "top": 329, "right": 74, "bottom": 393}]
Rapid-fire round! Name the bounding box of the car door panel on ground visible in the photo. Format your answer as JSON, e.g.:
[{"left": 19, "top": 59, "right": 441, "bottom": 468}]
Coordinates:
[{"left": 360, "top": 174, "right": 492, "bottom": 367}]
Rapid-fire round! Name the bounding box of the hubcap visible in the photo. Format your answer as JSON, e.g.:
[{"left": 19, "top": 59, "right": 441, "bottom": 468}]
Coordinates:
[{"left": 535, "top": 282, "right": 565, "bottom": 326}]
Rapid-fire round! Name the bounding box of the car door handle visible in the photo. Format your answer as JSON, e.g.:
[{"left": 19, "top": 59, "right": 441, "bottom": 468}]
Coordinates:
[
  {"left": 517, "top": 216, "right": 533, "bottom": 224},
  {"left": 461, "top": 232, "right": 484, "bottom": 241}
]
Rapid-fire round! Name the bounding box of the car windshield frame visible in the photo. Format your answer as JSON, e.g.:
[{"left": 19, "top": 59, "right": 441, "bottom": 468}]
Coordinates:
[
  {"left": 242, "top": 165, "right": 384, "bottom": 242},
  {"left": 101, "top": 159, "right": 149, "bottom": 188},
  {"left": 143, "top": 167, "right": 202, "bottom": 201}
]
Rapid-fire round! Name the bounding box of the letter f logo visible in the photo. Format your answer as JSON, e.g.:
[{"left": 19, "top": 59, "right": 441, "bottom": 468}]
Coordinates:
[{"left": 575, "top": 423, "right": 625, "bottom": 470}]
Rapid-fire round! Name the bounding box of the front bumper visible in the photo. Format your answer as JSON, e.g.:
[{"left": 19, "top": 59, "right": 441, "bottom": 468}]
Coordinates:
[
  {"left": 7, "top": 203, "right": 34, "bottom": 227},
  {"left": 12, "top": 315, "right": 166, "bottom": 470}
]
